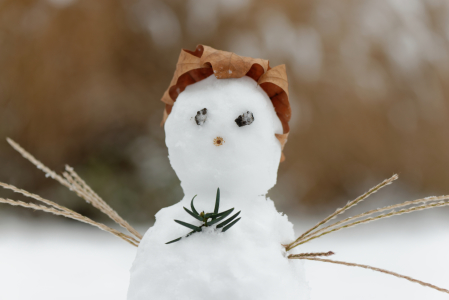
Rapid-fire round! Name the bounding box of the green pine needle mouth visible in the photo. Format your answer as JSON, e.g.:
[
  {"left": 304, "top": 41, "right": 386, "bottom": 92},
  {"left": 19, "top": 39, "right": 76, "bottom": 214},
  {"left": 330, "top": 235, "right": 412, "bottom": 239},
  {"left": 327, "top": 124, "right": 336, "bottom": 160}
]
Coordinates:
[{"left": 166, "top": 188, "right": 241, "bottom": 244}]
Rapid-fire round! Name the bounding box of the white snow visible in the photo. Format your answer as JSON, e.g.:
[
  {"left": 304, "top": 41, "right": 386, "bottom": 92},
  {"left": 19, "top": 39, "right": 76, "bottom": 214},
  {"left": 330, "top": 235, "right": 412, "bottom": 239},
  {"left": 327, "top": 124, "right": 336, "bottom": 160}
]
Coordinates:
[
  {"left": 0, "top": 215, "right": 136, "bottom": 300},
  {"left": 1, "top": 209, "right": 448, "bottom": 300},
  {"left": 127, "top": 76, "right": 307, "bottom": 299},
  {"left": 128, "top": 195, "right": 309, "bottom": 299},
  {"left": 164, "top": 75, "right": 283, "bottom": 197}
]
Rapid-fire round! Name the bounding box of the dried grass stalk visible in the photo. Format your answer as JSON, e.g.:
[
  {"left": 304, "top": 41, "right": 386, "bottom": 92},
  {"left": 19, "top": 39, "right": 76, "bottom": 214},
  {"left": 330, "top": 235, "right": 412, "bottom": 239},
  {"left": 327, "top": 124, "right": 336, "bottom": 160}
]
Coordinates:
[
  {"left": 63, "top": 166, "right": 143, "bottom": 239},
  {"left": 6, "top": 138, "right": 142, "bottom": 240},
  {"left": 0, "top": 196, "right": 138, "bottom": 247},
  {"left": 288, "top": 251, "right": 334, "bottom": 258},
  {"left": 295, "top": 200, "right": 449, "bottom": 247},
  {"left": 286, "top": 175, "right": 449, "bottom": 295},
  {"left": 286, "top": 174, "right": 398, "bottom": 251},
  {"left": 294, "top": 257, "right": 449, "bottom": 295},
  {"left": 300, "top": 195, "right": 449, "bottom": 243},
  {"left": 0, "top": 182, "right": 68, "bottom": 212}
]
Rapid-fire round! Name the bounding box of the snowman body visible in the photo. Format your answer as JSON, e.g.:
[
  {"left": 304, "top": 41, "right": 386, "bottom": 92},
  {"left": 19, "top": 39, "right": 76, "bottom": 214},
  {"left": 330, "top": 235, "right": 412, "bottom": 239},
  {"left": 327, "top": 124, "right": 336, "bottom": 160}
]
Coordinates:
[{"left": 128, "top": 76, "right": 309, "bottom": 299}]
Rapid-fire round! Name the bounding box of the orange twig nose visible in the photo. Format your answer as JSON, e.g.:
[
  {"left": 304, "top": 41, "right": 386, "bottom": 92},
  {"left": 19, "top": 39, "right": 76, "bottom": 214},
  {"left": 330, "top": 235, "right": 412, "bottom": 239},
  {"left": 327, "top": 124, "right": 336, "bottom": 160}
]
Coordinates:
[{"left": 213, "top": 137, "right": 225, "bottom": 146}]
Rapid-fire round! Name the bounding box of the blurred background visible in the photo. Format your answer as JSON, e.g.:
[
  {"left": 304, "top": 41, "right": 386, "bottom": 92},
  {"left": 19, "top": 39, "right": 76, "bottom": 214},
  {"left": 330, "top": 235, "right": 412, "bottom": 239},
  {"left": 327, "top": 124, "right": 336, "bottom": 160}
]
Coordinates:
[
  {"left": 1, "top": 0, "right": 449, "bottom": 220},
  {"left": 1, "top": 0, "right": 449, "bottom": 299}
]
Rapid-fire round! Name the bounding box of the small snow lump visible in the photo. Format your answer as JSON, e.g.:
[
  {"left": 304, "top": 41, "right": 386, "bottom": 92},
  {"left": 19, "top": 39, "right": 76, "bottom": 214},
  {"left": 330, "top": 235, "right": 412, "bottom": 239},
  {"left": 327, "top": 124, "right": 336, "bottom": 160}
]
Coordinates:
[
  {"left": 235, "top": 111, "right": 254, "bottom": 127},
  {"left": 195, "top": 108, "right": 207, "bottom": 125}
]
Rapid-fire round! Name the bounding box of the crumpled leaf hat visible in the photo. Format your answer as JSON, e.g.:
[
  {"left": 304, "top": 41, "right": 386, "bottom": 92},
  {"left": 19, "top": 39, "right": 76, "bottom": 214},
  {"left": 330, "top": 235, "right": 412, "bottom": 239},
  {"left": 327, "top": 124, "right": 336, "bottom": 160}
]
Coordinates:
[{"left": 161, "top": 44, "right": 291, "bottom": 161}]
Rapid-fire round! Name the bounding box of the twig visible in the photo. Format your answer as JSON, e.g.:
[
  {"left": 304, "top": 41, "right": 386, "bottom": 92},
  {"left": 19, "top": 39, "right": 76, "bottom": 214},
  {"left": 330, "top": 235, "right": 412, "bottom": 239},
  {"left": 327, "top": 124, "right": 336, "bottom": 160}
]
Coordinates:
[
  {"left": 300, "top": 195, "right": 449, "bottom": 242},
  {"left": 295, "top": 257, "right": 449, "bottom": 295},
  {"left": 0, "top": 182, "right": 68, "bottom": 213},
  {"left": 5, "top": 138, "right": 142, "bottom": 241},
  {"left": 64, "top": 167, "right": 142, "bottom": 239},
  {"left": 0, "top": 197, "right": 138, "bottom": 247},
  {"left": 288, "top": 251, "right": 334, "bottom": 258},
  {"left": 293, "top": 200, "right": 449, "bottom": 247},
  {"left": 286, "top": 174, "right": 398, "bottom": 251}
]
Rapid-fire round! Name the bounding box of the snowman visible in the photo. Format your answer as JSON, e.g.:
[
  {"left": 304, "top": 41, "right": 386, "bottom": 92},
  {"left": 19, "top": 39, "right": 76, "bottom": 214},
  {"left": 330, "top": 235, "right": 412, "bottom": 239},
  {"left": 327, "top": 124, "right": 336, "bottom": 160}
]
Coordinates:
[
  {"left": 1, "top": 45, "right": 448, "bottom": 300},
  {"left": 127, "top": 45, "right": 309, "bottom": 299}
]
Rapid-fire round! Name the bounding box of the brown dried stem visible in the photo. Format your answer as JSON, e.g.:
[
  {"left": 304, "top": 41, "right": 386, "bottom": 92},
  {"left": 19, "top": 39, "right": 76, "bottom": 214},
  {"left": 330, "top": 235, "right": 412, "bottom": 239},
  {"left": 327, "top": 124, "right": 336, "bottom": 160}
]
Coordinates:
[
  {"left": 288, "top": 251, "right": 334, "bottom": 259},
  {"left": 285, "top": 175, "right": 449, "bottom": 296},
  {"left": 0, "top": 197, "right": 138, "bottom": 247},
  {"left": 293, "top": 200, "right": 449, "bottom": 248},
  {"left": 64, "top": 167, "right": 143, "bottom": 239},
  {"left": 300, "top": 195, "right": 449, "bottom": 243},
  {"left": 6, "top": 138, "right": 142, "bottom": 241},
  {"left": 286, "top": 174, "right": 398, "bottom": 251},
  {"left": 7, "top": 138, "right": 69, "bottom": 187},
  {"left": 295, "top": 257, "right": 449, "bottom": 295},
  {"left": 0, "top": 182, "right": 68, "bottom": 212}
]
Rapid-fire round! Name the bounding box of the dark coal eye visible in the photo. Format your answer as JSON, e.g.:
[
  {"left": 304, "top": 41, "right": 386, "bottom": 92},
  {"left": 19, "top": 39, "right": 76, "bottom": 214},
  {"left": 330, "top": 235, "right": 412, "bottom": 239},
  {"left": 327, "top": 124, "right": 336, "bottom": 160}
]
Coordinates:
[
  {"left": 235, "top": 111, "right": 254, "bottom": 127},
  {"left": 195, "top": 108, "right": 207, "bottom": 125}
]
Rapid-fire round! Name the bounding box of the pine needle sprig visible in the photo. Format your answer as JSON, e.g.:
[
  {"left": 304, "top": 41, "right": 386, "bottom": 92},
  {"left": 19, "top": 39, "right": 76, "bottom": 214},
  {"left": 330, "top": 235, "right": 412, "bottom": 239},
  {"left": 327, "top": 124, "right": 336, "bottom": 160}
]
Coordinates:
[{"left": 166, "top": 188, "right": 241, "bottom": 244}]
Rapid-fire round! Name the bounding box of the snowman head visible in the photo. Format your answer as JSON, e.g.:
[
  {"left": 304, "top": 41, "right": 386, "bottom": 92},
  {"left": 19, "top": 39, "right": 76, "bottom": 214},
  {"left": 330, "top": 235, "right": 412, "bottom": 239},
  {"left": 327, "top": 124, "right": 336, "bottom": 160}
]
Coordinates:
[{"left": 161, "top": 45, "right": 291, "bottom": 197}]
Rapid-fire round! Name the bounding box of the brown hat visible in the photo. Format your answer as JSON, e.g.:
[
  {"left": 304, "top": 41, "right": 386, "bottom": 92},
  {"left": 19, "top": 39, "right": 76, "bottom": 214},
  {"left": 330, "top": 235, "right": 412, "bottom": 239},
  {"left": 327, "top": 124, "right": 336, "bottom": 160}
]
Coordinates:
[{"left": 161, "top": 44, "right": 291, "bottom": 161}]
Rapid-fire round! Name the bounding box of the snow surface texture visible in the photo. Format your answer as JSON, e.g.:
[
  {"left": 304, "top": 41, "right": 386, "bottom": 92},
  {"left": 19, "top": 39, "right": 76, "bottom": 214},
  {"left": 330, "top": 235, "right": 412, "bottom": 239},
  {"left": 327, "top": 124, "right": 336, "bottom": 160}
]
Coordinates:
[{"left": 128, "top": 76, "right": 310, "bottom": 299}]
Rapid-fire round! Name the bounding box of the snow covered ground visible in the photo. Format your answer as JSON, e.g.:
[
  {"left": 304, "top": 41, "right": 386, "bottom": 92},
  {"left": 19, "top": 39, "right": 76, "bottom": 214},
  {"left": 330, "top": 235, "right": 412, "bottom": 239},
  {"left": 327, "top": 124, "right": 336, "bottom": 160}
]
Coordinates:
[{"left": 0, "top": 206, "right": 448, "bottom": 300}]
